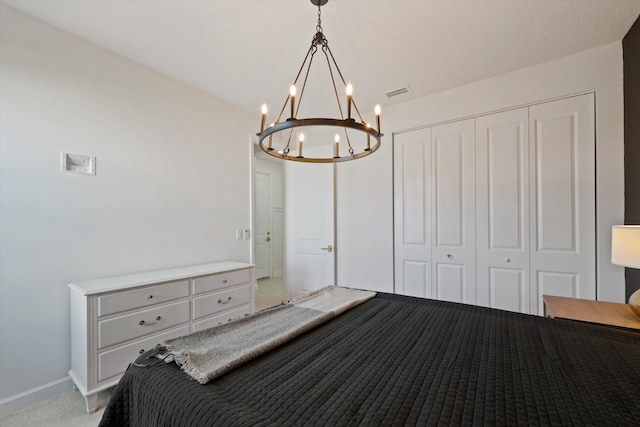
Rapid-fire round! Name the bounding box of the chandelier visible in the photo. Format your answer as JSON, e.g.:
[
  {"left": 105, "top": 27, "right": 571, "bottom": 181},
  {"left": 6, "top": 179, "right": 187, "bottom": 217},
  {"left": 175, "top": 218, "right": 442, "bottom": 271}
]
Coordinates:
[{"left": 257, "top": 0, "right": 382, "bottom": 163}]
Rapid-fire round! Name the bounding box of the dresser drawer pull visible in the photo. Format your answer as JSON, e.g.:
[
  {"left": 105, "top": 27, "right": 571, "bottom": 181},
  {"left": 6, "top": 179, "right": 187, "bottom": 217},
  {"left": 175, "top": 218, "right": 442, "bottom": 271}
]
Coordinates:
[
  {"left": 217, "top": 318, "right": 233, "bottom": 326},
  {"left": 139, "top": 316, "right": 161, "bottom": 326},
  {"left": 218, "top": 296, "right": 232, "bottom": 304},
  {"left": 139, "top": 349, "right": 145, "bottom": 354},
  {"left": 222, "top": 279, "right": 228, "bottom": 284},
  {"left": 148, "top": 295, "right": 154, "bottom": 300}
]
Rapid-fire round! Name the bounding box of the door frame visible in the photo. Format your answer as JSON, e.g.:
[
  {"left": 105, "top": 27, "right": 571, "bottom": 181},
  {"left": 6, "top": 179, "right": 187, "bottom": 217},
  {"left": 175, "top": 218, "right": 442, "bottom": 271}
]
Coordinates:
[
  {"left": 250, "top": 135, "right": 338, "bottom": 299},
  {"left": 254, "top": 170, "right": 273, "bottom": 279},
  {"left": 250, "top": 134, "right": 289, "bottom": 298},
  {"left": 391, "top": 91, "right": 599, "bottom": 306}
]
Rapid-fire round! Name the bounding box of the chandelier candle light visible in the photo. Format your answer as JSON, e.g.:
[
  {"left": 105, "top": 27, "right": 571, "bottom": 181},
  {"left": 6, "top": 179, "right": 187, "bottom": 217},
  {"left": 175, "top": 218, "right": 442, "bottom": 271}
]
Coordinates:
[{"left": 257, "top": 0, "right": 383, "bottom": 163}]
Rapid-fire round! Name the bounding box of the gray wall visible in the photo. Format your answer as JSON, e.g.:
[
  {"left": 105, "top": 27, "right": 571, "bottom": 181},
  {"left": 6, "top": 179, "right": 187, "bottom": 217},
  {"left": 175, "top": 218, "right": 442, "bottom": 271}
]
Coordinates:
[{"left": 0, "top": 5, "right": 255, "bottom": 406}]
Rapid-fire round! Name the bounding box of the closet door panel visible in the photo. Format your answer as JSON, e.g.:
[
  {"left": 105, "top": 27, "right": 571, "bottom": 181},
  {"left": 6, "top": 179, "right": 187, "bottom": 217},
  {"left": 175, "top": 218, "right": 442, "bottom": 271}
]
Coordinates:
[
  {"left": 403, "top": 261, "right": 431, "bottom": 297},
  {"left": 435, "top": 140, "right": 463, "bottom": 246},
  {"left": 394, "top": 129, "right": 432, "bottom": 297},
  {"left": 536, "top": 271, "right": 577, "bottom": 298},
  {"left": 529, "top": 94, "right": 595, "bottom": 314},
  {"left": 535, "top": 116, "right": 577, "bottom": 250},
  {"left": 489, "top": 268, "right": 525, "bottom": 313},
  {"left": 476, "top": 108, "right": 529, "bottom": 313},
  {"left": 436, "top": 263, "right": 464, "bottom": 303},
  {"left": 431, "top": 119, "right": 475, "bottom": 304}
]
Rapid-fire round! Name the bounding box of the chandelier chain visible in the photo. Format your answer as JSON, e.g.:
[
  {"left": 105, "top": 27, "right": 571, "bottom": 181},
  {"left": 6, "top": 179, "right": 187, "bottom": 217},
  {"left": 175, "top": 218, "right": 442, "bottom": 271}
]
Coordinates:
[
  {"left": 322, "top": 47, "right": 355, "bottom": 153},
  {"left": 323, "top": 48, "right": 343, "bottom": 120},
  {"left": 325, "top": 47, "right": 365, "bottom": 123},
  {"left": 284, "top": 44, "right": 318, "bottom": 153},
  {"left": 297, "top": 45, "right": 318, "bottom": 119},
  {"left": 317, "top": 4, "right": 322, "bottom": 33},
  {"left": 275, "top": 43, "right": 315, "bottom": 125}
]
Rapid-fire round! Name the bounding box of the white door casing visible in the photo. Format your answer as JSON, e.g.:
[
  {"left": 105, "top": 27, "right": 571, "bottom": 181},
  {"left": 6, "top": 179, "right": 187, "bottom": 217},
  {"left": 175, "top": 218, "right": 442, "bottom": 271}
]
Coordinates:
[
  {"left": 255, "top": 171, "right": 272, "bottom": 279},
  {"left": 272, "top": 207, "right": 284, "bottom": 278},
  {"left": 394, "top": 129, "right": 432, "bottom": 297},
  {"left": 431, "top": 119, "right": 476, "bottom": 304},
  {"left": 476, "top": 108, "right": 530, "bottom": 313},
  {"left": 286, "top": 154, "right": 335, "bottom": 296},
  {"left": 529, "top": 94, "right": 596, "bottom": 314}
]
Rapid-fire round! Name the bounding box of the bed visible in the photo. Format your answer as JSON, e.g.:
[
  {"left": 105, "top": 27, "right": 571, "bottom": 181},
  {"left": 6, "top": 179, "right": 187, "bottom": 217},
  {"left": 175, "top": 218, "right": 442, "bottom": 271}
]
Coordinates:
[{"left": 99, "top": 292, "right": 640, "bottom": 426}]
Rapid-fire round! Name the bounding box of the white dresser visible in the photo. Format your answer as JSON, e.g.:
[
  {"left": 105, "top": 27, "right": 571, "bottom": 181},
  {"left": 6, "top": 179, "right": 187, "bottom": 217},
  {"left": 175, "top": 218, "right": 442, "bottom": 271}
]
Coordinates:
[{"left": 68, "top": 261, "right": 255, "bottom": 413}]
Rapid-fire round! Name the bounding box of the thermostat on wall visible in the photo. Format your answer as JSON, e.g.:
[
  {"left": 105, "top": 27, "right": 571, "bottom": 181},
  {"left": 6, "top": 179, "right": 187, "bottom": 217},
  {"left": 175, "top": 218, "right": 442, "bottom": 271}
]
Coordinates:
[{"left": 61, "top": 152, "right": 95, "bottom": 175}]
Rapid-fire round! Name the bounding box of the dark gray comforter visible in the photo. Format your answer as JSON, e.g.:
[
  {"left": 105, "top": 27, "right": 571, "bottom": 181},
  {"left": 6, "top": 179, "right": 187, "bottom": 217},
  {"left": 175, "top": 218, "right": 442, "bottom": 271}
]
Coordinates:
[{"left": 99, "top": 293, "right": 640, "bottom": 426}]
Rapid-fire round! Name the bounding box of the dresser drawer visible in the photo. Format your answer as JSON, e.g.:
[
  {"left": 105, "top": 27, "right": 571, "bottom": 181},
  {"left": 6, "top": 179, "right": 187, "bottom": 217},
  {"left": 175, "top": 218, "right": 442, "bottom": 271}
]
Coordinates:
[
  {"left": 192, "top": 269, "right": 250, "bottom": 295},
  {"left": 98, "top": 300, "right": 190, "bottom": 349},
  {"left": 192, "top": 306, "right": 251, "bottom": 332},
  {"left": 98, "top": 280, "right": 189, "bottom": 317},
  {"left": 97, "top": 325, "right": 190, "bottom": 383},
  {"left": 193, "top": 285, "right": 251, "bottom": 320}
]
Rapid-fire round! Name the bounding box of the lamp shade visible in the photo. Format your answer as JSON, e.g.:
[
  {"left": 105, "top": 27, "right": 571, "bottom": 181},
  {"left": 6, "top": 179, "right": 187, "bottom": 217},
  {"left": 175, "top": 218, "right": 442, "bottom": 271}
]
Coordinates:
[{"left": 611, "top": 225, "right": 640, "bottom": 269}]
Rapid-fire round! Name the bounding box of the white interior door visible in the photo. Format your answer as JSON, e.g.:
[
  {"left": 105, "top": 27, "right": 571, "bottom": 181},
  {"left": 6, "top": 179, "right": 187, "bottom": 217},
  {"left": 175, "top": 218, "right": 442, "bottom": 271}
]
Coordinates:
[
  {"left": 529, "top": 93, "right": 596, "bottom": 314},
  {"left": 394, "top": 129, "right": 432, "bottom": 297},
  {"left": 286, "top": 154, "right": 335, "bottom": 296},
  {"left": 431, "top": 119, "right": 476, "bottom": 304},
  {"left": 476, "top": 108, "right": 530, "bottom": 313},
  {"left": 255, "top": 171, "right": 272, "bottom": 279}
]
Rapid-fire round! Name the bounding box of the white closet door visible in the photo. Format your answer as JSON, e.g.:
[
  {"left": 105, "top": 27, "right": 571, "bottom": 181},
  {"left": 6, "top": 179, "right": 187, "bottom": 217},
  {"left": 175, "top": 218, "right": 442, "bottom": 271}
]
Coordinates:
[
  {"left": 431, "top": 119, "right": 476, "bottom": 304},
  {"left": 394, "top": 129, "right": 432, "bottom": 297},
  {"left": 476, "top": 108, "right": 529, "bottom": 313},
  {"left": 529, "top": 94, "right": 596, "bottom": 314}
]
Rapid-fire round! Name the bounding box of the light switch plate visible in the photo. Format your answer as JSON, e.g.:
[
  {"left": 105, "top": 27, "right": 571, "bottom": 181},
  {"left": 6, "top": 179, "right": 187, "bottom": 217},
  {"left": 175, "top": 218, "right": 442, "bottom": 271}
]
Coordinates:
[{"left": 62, "top": 152, "right": 95, "bottom": 175}]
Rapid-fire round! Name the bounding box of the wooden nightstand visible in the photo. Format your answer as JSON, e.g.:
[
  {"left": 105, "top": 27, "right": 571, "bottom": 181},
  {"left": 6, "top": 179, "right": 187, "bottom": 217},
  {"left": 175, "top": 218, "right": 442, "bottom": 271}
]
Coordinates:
[{"left": 543, "top": 295, "right": 640, "bottom": 330}]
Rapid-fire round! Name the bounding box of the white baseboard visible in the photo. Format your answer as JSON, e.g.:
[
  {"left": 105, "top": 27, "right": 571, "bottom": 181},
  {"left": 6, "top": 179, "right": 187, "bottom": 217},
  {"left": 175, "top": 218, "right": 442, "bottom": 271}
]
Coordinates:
[{"left": 0, "top": 376, "right": 73, "bottom": 414}]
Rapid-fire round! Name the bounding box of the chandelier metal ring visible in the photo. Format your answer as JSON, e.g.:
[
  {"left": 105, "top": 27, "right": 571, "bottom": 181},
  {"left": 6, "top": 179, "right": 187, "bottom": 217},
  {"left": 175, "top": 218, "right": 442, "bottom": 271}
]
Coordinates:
[{"left": 258, "top": 118, "right": 382, "bottom": 163}]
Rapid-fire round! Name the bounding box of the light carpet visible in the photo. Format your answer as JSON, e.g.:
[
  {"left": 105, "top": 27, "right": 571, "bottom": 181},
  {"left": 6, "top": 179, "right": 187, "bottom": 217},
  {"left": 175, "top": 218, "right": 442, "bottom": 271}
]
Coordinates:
[{"left": 0, "top": 391, "right": 104, "bottom": 427}]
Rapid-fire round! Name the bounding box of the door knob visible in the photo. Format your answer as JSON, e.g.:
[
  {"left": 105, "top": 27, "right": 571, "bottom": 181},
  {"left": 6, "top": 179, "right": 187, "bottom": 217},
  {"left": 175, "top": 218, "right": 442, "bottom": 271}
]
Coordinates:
[
  {"left": 320, "top": 245, "right": 334, "bottom": 253},
  {"left": 265, "top": 236, "right": 271, "bottom": 242}
]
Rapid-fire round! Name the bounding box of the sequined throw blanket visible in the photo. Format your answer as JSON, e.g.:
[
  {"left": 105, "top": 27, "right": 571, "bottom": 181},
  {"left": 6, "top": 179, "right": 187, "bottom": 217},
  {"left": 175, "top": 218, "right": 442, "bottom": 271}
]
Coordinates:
[{"left": 159, "top": 286, "right": 376, "bottom": 384}]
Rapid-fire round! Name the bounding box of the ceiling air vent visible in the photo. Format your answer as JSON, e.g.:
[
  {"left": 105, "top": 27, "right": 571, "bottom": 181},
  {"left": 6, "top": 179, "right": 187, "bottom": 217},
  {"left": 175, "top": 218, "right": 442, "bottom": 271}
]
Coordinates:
[{"left": 386, "top": 85, "right": 412, "bottom": 98}]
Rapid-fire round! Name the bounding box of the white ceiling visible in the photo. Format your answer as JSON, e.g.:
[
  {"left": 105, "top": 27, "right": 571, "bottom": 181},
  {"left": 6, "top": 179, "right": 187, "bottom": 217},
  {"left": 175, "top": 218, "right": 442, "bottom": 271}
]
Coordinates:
[{"left": 2, "top": 0, "right": 640, "bottom": 118}]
